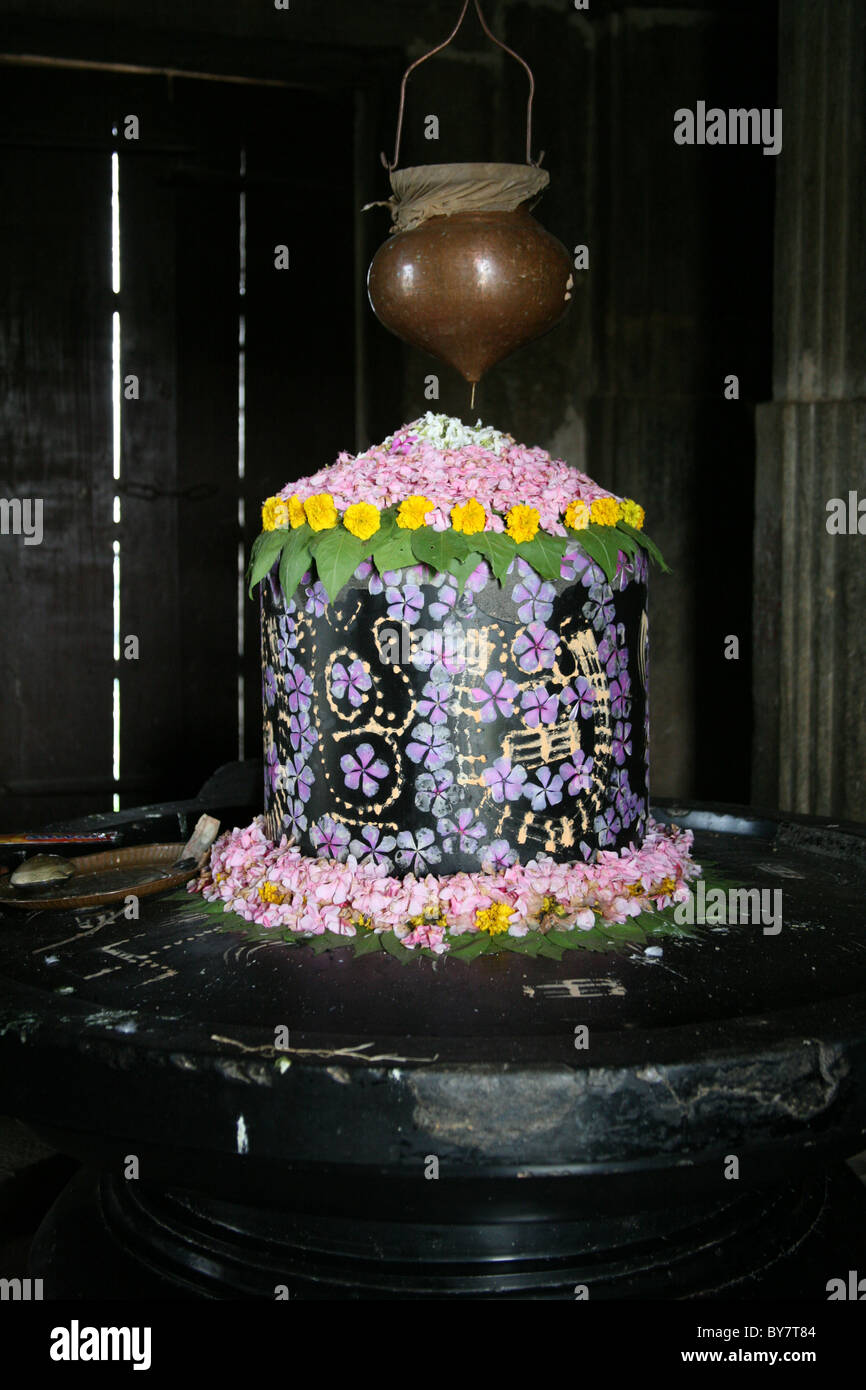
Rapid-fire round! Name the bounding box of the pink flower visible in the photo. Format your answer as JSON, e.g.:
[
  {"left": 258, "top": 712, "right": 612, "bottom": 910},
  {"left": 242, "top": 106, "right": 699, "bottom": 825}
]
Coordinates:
[{"left": 191, "top": 816, "right": 700, "bottom": 943}]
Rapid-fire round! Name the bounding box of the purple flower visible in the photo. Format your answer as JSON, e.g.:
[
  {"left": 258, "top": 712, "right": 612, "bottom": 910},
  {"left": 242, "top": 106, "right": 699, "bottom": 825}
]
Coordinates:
[
  {"left": 395, "top": 828, "right": 441, "bottom": 873},
  {"left": 561, "top": 676, "right": 596, "bottom": 722},
  {"left": 282, "top": 799, "right": 308, "bottom": 839},
  {"left": 349, "top": 824, "right": 397, "bottom": 868},
  {"left": 304, "top": 580, "right": 329, "bottom": 617},
  {"left": 521, "top": 685, "right": 559, "bottom": 727},
  {"left": 310, "top": 814, "right": 351, "bottom": 861},
  {"left": 411, "top": 621, "right": 466, "bottom": 678},
  {"left": 331, "top": 658, "right": 371, "bottom": 708},
  {"left": 482, "top": 840, "right": 517, "bottom": 871},
  {"left": 483, "top": 758, "right": 528, "bottom": 804},
  {"left": 283, "top": 754, "right": 314, "bottom": 803},
  {"left": 414, "top": 769, "right": 458, "bottom": 817},
  {"left": 437, "top": 809, "right": 486, "bottom": 855},
  {"left": 406, "top": 721, "right": 454, "bottom": 771},
  {"left": 417, "top": 679, "right": 452, "bottom": 725},
  {"left": 369, "top": 566, "right": 402, "bottom": 597},
  {"left": 610, "top": 673, "right": 632, "bottom": 719},
  {"left": 429, "top": 578, "right": 457, "bottom": 622},
  {"left": 559, "top": 751, "right": 594, "bottom": 796},
  {"left": 614, "top": 779, "right": 639, "bottom": 823},
  {"left": 612, "top": 720, "right": 632, "bottom": 766},
  {"left": 340, "top": 742, "right": 390, "bottom": 797},
  {"left": 512, "top": 570, "right": 556, "bottom": 624},
  {"left": 523, "top": 767, "right": 563, "bottom": 811},
  {"left": 560, "top": 547, "right": 603, "bottom": 587},
  {"left": 265, "top": 743, "right": 281, "bottom": 794},
  {"left": 583, "top": 582, "right": 615, "bottom": 632},
  {"left": 276, "top": 613, "right": 298, "bottom": 665},
  {"left": 263, "top": 665, "right": 277, "bottom": 708},
  {"left": 471, "top": 671, "right": 519, "bottom": 722},
  {"left": 285, "top": 664, "right": 313, "bottom": 713},
  {"left": 594, "top": 806, "right": 622, "bottom": 848},
  {"left": 465, "top": 560, "right": 490, "bottom": 593},
  {"left": 513, "top": 622, "right": 558, "bottom": 673},
  {"left": 385, "top": 583, "right": 424, "bottom": 625},
  {"left": 597, "top": 634, "right": 616, "bottom": 669},
  {"left": 288, "top": 709, "right": 318, "bottom": 756}
]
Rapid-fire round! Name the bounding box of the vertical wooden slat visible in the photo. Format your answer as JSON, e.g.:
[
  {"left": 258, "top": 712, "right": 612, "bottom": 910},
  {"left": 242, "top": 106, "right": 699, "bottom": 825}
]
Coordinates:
[
  {"left": 116, "top": 79, "right": 182, "bottom": 806},
  {"left": 0, "top": 70, "right": 114, "bottom": 830}
]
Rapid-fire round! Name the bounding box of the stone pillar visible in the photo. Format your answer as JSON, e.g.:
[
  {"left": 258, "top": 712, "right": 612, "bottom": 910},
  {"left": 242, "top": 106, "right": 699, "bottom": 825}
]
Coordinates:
[{"left": 753, "top": 0, "right": 866, "bottom": 818}]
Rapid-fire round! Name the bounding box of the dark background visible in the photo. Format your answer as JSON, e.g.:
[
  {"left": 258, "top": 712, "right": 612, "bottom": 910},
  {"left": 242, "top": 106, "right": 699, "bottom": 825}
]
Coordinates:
[{"left": 0, "top": 0, "right": 861, "bottom": 833}]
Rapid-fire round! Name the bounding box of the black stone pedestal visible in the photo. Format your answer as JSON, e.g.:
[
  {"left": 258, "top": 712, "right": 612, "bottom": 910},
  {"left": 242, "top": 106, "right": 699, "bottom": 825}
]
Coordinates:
[
  {"left": 2, "top": 793, "right": 866, "bottom": 1299},
  {"left": 27, "top": 1163, "right": 866, "bottom": 1300}
]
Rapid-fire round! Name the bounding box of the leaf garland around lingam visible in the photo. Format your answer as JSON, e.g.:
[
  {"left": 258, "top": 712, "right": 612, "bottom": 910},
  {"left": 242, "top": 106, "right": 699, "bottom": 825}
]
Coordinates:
[
  {"left": 248, "top": 508, "right": 669, "bottom": 605},
  {"left": 167, "top": 863, "right": 737, "bottom": 966}
]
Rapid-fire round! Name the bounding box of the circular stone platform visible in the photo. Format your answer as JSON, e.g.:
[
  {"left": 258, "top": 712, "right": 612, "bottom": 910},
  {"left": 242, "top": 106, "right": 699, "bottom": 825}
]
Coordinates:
[{"left": 1, "top": 794, "right": 865, "bottom": 1298}]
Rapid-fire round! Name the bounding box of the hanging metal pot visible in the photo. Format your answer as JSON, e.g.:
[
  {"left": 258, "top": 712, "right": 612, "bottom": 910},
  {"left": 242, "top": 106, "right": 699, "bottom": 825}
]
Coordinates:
[{"left": 366, "top": 1, "right": 573, "bottom": 392}]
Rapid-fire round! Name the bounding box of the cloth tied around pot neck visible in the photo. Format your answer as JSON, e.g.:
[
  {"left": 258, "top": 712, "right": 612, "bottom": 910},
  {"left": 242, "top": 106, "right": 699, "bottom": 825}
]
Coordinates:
[{"left": 364, "top": 162, "right": 550, "bottom": 234}]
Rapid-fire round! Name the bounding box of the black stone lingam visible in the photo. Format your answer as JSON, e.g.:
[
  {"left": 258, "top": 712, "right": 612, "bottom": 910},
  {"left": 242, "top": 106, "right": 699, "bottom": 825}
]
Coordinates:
[{"left": 261, "top": 548, "right": 649, "bottom": 872}]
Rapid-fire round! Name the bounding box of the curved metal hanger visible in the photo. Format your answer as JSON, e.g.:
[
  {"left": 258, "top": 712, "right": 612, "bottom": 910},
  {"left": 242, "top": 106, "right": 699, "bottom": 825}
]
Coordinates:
[{"left": 381, "top": 0, "right": 542, "bottom": 171}]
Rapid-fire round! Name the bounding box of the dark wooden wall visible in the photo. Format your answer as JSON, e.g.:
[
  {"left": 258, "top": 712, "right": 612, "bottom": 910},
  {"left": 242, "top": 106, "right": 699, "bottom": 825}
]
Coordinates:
[{"left": 0, "top": 65, "right": 357, "bottom": 829}]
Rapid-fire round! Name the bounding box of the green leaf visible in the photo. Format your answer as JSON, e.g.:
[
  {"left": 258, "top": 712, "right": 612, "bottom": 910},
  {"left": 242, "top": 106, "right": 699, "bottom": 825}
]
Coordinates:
[
  {"left": 306, "top": 527, "right": 335, "bottom": 555},
  {"left": 588, "top": 525, "right": 626, "bottom": 580},
  {"left": 545, "top": 928, "right": 584, "bottom": 950},
  {"left": 350, "top": 930, "right": 383, "bottom": 957},
  {"left": 447, "top": 933, "right": 492, "bottom": 961},
  {"left": 380, "top": 932, "right": 416, "bottom": 964},
  {"left": 514, "top": 531, "right": 567, "bottom": 583},
  {"left": 618, "top": 521, "right": 671, "bottom": 573},
  {"left": 372, "top": 528, "right": 416, "bottom": 575},
  {"left": 565, "top": 527, "right": 614, "bottom": 582},
  {"left": 564, "top": 927, "right": 609, "bottom": 952},
  {"left": 313, "top": 526, "right": 376, "bottom": 602},
  {"left": 612, "top": 527, "right": 640, "bottom": 560},
  {"left": 504, "top": 932, "right": 542, "bottom": 956},
  {"left": 450, "top": 550, "right": 483, "bottom": 596},
  {"left": 536, "top": 940, "right": 564, "bottom": 961},
  {"left": 372, "top": 511, "right": 397, "bottom": 547},
  {"left": 602, "top": 920, "right": 647, "bottom": 946},
  {"left": 278, "top": 527, "right": 314, "bottom": 603},
  {"left": 409, "top": 527, "right": 469, "bottom": 574},
  {"left": 472, "top": 531, "right": 517, "bottom": 583},
  {"left": 247, "top": 529, "right": 289, "bottom": 596}
]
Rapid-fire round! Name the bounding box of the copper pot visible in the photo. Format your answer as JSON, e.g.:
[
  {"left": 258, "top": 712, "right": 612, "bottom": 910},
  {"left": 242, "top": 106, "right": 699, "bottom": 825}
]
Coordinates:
[{"left": 367, "top": 205, "right": 573, "bottom": 384}]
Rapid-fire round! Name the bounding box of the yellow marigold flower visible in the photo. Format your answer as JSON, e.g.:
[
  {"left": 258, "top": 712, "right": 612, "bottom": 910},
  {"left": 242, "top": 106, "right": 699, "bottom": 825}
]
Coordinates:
[
  {"left": 261, "top": 496, "right": 289, "bottom": 531},
  {"left": 505, "top": 504, "right": 540, "bottom": 544},
  {"left": 565, "top": 499, "right": 590, "bottom": 531},
  {"left": 396, "top": 494, "right": 434, "bottom": 530},
  {"left": 451, "top": 497, "right": 487, "bottom": 535},
  {"left": 621, "top": 498, "right": 645, "bottom": 530},
  {"left": 258, "top": 881, "right": 285, "bottom": 905},
  {"left": 590, "top": 496, "right": 622, "bottom": 527},
  {"left": 304, "top": 492, "right": 338, "bottom": 532},
  {"left": 287, "top": 494, "right": 306, "bottom": 529},
  {"left": 475, "top": 902, "right": 513, "bottom": 935},
  {"left": 343, "top": 501, "right": 381, "bottom": 541}
]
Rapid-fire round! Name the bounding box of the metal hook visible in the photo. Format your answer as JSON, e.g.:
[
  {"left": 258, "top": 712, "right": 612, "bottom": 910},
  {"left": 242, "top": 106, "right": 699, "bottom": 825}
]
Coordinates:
[{"left": 381, "top": 0, "right": 538, "bottom": 172}]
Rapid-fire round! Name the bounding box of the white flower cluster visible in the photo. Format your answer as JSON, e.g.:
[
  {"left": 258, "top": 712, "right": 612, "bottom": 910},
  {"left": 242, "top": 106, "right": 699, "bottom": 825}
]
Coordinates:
[{"left": 377, "top": 412, "right": 513, "bottom": 456}]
